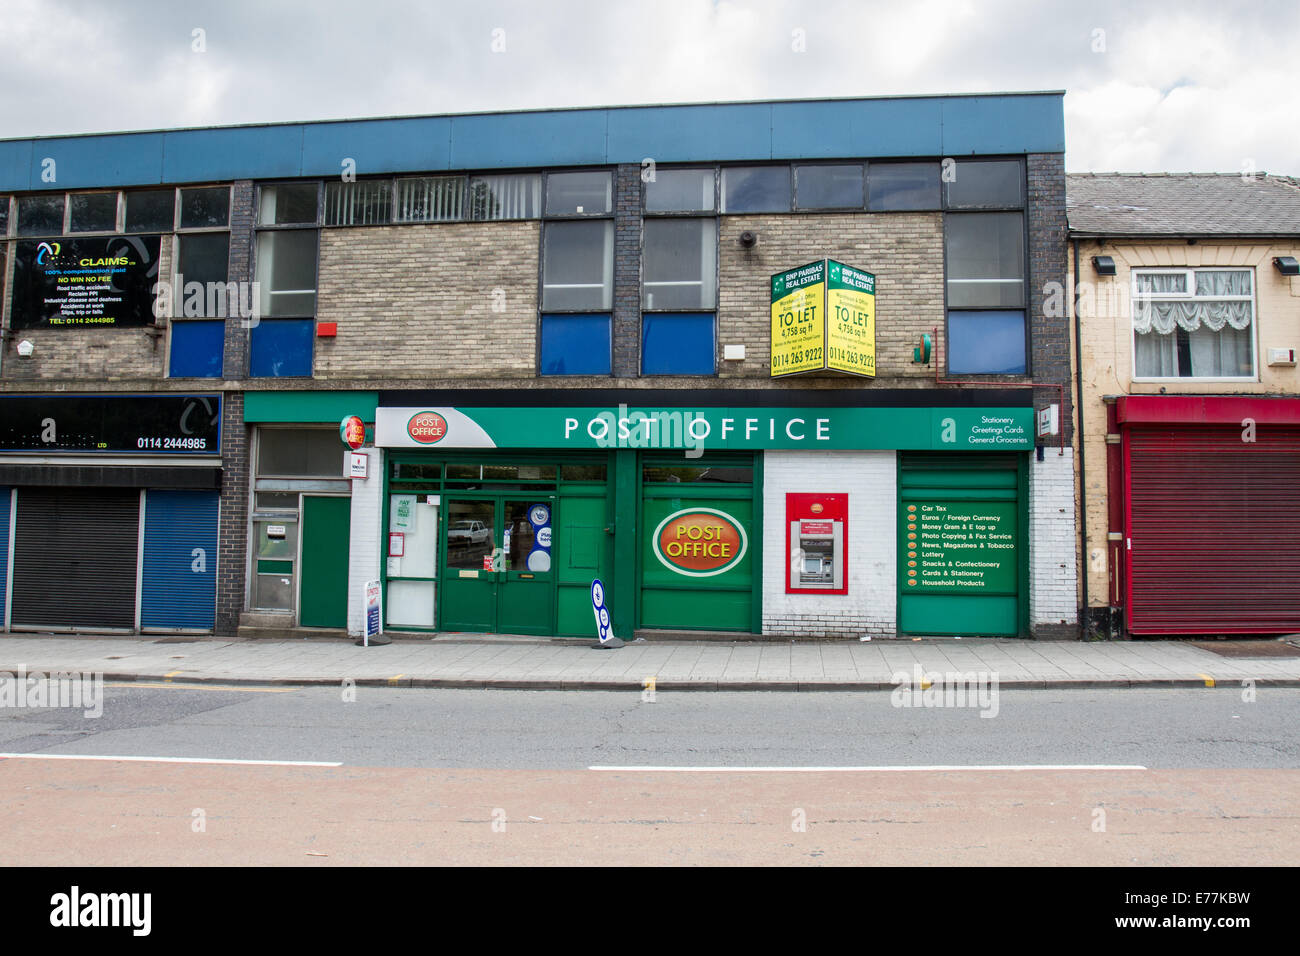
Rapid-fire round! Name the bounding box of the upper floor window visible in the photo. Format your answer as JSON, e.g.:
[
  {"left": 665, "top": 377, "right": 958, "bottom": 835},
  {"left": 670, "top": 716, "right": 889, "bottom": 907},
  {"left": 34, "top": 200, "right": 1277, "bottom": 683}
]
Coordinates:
[
  {"left": 539, "top": 170, "right": 614, "bottom": 375},
  {"left": 1132, "top": 268, "right": 1255, "bottom": 379}
]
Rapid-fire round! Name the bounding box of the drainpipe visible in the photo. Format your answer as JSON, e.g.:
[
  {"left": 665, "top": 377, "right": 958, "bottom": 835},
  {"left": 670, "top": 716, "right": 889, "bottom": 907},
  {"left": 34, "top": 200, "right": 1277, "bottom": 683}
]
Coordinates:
[{"left": 1072, "top": 239, "right": 1088, "bottom": 634}]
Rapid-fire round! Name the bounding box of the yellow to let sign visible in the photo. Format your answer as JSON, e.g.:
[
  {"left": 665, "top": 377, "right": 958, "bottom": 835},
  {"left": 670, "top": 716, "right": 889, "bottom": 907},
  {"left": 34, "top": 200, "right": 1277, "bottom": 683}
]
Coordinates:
[
  {"left": 826, "top": 260, "right": 876, "bottom": 377},
  {"left": 770, "top": 259, "right": 876, "bottom": 378},
  {"left": 770, "top": 260, "right": 826, "bottom": 377}
]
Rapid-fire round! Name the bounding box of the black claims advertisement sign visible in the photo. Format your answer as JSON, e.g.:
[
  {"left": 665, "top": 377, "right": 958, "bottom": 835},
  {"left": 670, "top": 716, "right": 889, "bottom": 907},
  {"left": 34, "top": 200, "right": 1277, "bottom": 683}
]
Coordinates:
[
  {"left": 9, "top": 235, "right": 162, "bottom": 330},
  {"left": 0, "top": 394, "right": 221, "bottom": 454}
]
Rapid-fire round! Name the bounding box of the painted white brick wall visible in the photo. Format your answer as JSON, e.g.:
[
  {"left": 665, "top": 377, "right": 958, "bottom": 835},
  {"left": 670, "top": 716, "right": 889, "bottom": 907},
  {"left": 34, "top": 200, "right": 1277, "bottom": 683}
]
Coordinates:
[
  {"left": 762, "top": 451, "right": 896, "bottom": 638},
  {"left": 346, "top": 448, "right": 383, "bottom": 637},
  {"left": 1028, "top": 450, "right": 1078, "bottom": 631}
]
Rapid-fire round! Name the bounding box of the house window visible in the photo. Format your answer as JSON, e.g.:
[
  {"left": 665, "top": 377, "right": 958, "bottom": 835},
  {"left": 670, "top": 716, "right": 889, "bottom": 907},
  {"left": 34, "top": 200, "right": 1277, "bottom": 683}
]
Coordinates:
[
  {"left": 539, "top": 173, "right": 614, "bottom": 376},
  {"left": 794, "top": 164, "right": 864, "bottom": 210},
  {"left": 68, "top": 192, "right": 119, "bottom": 233},
  {"left": 325, "top": 179, "right": 393, "bottom": 226},
  {"left": 125, "top": 189, "right": 175, "bottom": 233},
  {"left": 646, "top": 168, "right": 714, "bottom": 213},
  {"left": 868, "top": 162, "right": 941, "bottom": 211},
  {"left": 470, "top": 174, "right": 541, "bottom": 221},
  {"left": 1132, "top": 269, "right": 1254, "bottom": 378},
  {"left": 179, "top": 187, "right": 230, "bottom": 229},
  {"left": 641, "top": 204, "right": 717, "bottom": 375},
  {"left": 721, "top": 166, "right": 790, "bottom": 213},
  {"left": 394, "top": 177, "right": 462, "bottom": 223},
  {"left": 16, "top": 194, "right": 65, "bottom": 235},
  {"left": 169, "top": 187, "right": 232, "bottom": 379},
  {"left": 253, "top": 183, "right": 319, "bottom": 378}
]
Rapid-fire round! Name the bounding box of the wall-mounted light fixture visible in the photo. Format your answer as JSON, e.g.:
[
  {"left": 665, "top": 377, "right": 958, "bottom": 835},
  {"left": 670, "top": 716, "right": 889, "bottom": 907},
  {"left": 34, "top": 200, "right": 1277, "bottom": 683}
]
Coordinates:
[
  {"left": 1273, "top": 256, "right": 1299, "bottom": 276},
  {"left": 738, "top": 231, "right": 758, "bottom": 248},
  {"left": 1092, "top": 255, "right": 1117, "bottom": 276}
]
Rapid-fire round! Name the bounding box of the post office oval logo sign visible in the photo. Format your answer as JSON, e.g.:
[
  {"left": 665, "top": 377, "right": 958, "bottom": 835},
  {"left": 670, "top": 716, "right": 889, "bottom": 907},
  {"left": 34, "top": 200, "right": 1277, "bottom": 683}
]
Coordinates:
[
  {"left": 407, "top": 411, "right": 448, "bottom": 445},
  {"left": 652, "top": 508, "right": 748, "bottom": 577}
]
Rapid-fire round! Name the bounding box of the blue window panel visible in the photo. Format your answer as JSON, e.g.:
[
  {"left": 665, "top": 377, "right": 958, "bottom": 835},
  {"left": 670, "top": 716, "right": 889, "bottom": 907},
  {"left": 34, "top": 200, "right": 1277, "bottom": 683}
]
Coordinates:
[
  {"left": 250, "top": 318, "right": 314, "bottom": 377},
  {"left": 540, "top": 314, "right": 611, "bottom": 375},
  {"left": 948, "top": 311, "right": 1027, "bottom": 374},
  {"left": 169, "top": 320, "right": 225, "bottom": 378},
  {"left": 141, "top": 490, "right": 218, "bottom": 630},
  {"left": 642, "top": 313, "right": 715, "bottom": 375}
]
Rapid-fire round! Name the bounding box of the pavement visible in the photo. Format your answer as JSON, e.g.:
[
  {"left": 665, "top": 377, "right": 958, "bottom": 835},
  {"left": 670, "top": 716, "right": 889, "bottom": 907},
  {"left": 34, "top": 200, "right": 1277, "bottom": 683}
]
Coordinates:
[{"left": 2, "top": 632, "right": 1300, "bottom": 690}]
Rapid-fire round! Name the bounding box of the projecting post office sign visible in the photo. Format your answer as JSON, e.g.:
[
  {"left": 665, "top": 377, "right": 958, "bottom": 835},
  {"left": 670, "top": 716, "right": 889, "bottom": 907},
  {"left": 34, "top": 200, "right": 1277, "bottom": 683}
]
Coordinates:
[{"left": 652, "top": 508, "right": 748, "bottom": 577}]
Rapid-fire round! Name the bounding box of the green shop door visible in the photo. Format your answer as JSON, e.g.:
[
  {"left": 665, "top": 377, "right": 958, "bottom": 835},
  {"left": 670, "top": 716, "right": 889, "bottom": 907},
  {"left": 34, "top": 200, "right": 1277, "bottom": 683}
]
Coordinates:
[
  {"left": 898, "top": 453, "right": 1027, "bottom": 637},
  {"left": 440, "top": 496, "right": 556, "bottom": 636},
  {"left": 300, "top": 495, "right": 352, "bottom": 628}
]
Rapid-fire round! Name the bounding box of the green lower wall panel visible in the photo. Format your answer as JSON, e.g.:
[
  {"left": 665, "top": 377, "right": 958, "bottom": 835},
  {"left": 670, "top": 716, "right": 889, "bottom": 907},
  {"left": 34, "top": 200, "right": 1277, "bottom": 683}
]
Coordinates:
[
  {"left": 640, "top": 588, "right": 750, "bottom": 631},
  {"left": 899, "top": 595, "right": 1019, "bottom": 636}
]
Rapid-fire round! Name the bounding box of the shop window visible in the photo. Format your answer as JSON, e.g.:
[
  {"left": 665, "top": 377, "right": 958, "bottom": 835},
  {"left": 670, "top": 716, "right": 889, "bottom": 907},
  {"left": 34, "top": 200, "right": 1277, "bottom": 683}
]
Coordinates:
[
  {"left": 258, "top": 183, "right": 319, "bottom": 225},
  {"left": 325, "top": 179, "right": 393, "bottom": 226},
  {"left": 125, "top": 189, "right": 175, "bottom": 232},
  {"left": 646, "top": 168, "right": 715, "bottom": 213},
  {"left": 1132, "top": 268, "right": 1254, "bottom": 378},
  {"left": 16, "top": 194, "right": 64, "bottom": 236},
  {"left": 257, "top": 428, "right": 345, "bottom": 477},
  {"left": 545, "top": 171, "right": 612, "bottom": 216},
  {"left": 642, "top": 313, "right": 715, "bottom": 375},
  {"left": 168, "top": 321, "right": 224, "bottom": 378},
  {"left": 868, "top": 163, "right": 941, "bottom": 211},
  {"left": 561, "top": 463, "right": 608, "bottom": 482},
  {"left": 643, "top": 463, "right": 753, "bottom": 483},
  {"left": 470, "top": 174, "right": 541, "bottom": 221},
  {"left": 947, "top": 311, "right": 1026, "bottom": 375},
  {"left": 68, "top": 192, "right": 118, "bottom": 232},
  {"left": 395, "top": 176, "right": 464, "bottom": 223},
  {"left": 944, "top": 159, "right": 1023, "bottom": 208},
  {"left": 795, "top": 164, "right": 864, "bottom": 210},
  {"left": 541, "top": 219, "right": 612, "bottom": 311},
  {"left": 539, "top": 313, "right": 611, "bottom": 375},
  {"left": 256, "top": 230, "right": 318, "bottom": 317},
  {"left": 178, "top": 187, "right": 230, "bottom": 229},
  {"left": 721, "top": 166, "right": 790, "bottom": 213}
]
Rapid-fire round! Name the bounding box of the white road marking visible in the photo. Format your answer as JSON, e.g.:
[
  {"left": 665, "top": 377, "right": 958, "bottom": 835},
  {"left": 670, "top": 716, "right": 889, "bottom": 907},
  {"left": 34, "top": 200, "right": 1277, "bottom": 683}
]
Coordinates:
[
  {"left": 0, "top": 753, "right": 341, "bottom": 767},
  {"left": 588, "top": 764, "right": 1149, "bottom": 772}
]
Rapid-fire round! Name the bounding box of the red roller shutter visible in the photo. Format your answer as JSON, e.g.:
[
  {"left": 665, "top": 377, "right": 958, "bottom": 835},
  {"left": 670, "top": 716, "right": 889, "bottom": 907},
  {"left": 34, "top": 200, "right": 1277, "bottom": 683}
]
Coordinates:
[{"left": 1125, "top": 424, "right": 1300, "bottom": 634}]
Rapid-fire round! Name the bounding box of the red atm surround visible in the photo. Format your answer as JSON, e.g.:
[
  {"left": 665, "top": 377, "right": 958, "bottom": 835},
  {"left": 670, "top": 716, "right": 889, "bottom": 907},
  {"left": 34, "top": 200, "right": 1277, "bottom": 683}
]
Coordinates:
[{"left": 786, "top": 492, "right": 848, "bottom": 595}]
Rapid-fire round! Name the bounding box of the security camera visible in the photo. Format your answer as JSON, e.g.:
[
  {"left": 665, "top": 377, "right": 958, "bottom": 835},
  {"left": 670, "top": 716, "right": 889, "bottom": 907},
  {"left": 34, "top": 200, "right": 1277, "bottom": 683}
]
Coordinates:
[
  {"left": 16, "top": 340, "right": 34, "bottom": 357},
  {"left": 738, "top": 231, "right": 758, "bottom": 248}
]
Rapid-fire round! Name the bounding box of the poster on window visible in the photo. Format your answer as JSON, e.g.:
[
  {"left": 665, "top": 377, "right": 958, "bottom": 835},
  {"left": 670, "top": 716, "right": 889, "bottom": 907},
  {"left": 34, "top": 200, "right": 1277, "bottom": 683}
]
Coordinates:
[{"left": 9, "top": 235, "right": 163, "bottom": 330}]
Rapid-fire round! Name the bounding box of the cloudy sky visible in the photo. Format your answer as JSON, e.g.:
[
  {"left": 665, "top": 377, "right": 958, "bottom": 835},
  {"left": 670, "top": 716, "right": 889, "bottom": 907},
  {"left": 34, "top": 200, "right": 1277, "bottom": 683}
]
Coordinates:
[{"left": 2, "top": 0, "right": 1296, "bottom": 174}]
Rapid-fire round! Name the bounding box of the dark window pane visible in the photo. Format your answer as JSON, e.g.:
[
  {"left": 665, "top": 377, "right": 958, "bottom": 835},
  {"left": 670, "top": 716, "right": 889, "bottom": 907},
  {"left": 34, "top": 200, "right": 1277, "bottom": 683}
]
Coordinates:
[
  {"left": 868, "top": 163, "right": 940, "bottom": 211},
  {"left": 948, "top": 310, "right": 1026, "bottom": 374},
  {"left": 17, "top": 195, "right": 65, "bottom": 236},
  {"left": 944, "top": 160, "right": 1023, "bottom": 208},
  {"left": 325, "top": 180, "right": 392, "bottom": 225},
  {"left": 259, "top": 183, "right": 318, "bottom": 225},
  {"left": 643, "top": 219, "right": 716, "bottom": 310},
  {"left": 646, "top": 168, "right": 714, "bottom": 212},
  {"left": 542, "top": 220, "right": 612, "bottom": 311},
  {"left": 126, "top": 190, "right": 175, "bottom": 232},
  {"left": 257, "top": 428, "right": 340, "bottom": 475},
  {"left": 168, "top": 320, "right": 224, "bottom": 378},
  {"left": 946, "top": 213, "right": 1024, "bottom": 308},
  {"left": 0, "top": 197, "right": 9, "bottom": 234},
  {"left": 250, "top": 318, "right": 314, "bottom": 376},
  {"left": 178, "top": 232, "right": 230, "bottom": 288},
  {"left": 394, "top": 177, "right": 462, "bottom": 222},
  {"left": 795, "top": 165, "right": 864, "bottom": 209},
  {"left": 643, "top": 464, "right": 751, "bottom": 483},
  {"left": 256, "top": 231, "right": 318, "bottom": 317},
  {"left": 179, "top": 187, "right": 230, "bottom": 228},
  {"left": 545, "top": 171, "right": 611, "bottom": 215},
  {"left": 561, "top": 464, "right": 607, "bottom": 481},
  {"left": 69, "top": 193, "right": 118, "bottom": 232},
  {"left": 540, "top": 314, "right": 611, "bottom": 375},
  {"left": 642, "top": 313, "right": 715, "bottom": 375},
  {"left": 722, "top": 167, "right": 790, "bottom": 213}
]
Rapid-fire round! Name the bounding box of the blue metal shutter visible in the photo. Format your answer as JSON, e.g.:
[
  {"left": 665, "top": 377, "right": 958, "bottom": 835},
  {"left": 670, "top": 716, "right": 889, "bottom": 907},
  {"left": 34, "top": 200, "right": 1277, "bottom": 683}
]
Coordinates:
[{"left": 141, "top": 490, "right": 218, "bottom": 630}]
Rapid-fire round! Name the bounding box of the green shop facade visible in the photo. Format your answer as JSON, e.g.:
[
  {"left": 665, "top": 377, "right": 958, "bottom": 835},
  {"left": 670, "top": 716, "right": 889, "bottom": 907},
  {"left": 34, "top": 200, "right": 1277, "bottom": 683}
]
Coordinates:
[{"left": 243, "top": 389, "right": 1048, "bottom": 640}]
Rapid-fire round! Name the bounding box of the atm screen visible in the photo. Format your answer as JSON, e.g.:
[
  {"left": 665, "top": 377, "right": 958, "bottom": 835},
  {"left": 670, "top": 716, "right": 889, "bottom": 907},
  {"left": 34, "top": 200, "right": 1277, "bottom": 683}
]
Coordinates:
[{"left": 803, "top": 557, "right": 822, "bottom": 574}]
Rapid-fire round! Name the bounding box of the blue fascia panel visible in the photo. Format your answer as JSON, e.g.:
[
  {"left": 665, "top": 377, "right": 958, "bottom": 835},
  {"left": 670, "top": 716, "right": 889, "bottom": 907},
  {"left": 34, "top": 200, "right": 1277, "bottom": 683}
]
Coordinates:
[
  {"left": 772, "top": 98, "right": 947, "bottom": 159},
  {"left": 161, "top": 125, "right": 305, "bottom": 184},
  {"left": 449, "top": 109, "right": 610, "bottom": 170},
  {"left": 607, "top": 103, "right": 775, "bottom": 163},
  {"left": 301, "top": 117, "right": 453, "bottom": 176},
  {"left": 0, "top": 139, "right": 33, "bottom": 191},
  {"left": 12, "top": 133, "right": 166, "bottom": 191},
  {"left": 940, "top": 95, "right": 1066, "bottom": 156}
]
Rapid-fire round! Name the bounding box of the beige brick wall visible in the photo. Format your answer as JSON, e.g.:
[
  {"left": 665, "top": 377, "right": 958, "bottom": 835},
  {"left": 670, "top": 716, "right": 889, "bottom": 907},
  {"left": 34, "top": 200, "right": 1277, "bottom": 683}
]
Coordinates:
[
  {"left": 1073, "top": 239, "right": 1300, "bottom": 607},
  {"left": 314, "top": 223, "right": 540, "bottom": 379},
  {"left": 0, "top": 236, "right": 170, "bottom": 384},
  {"left": 717, "top": 213, "right": 944, "bottom": 382}
]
